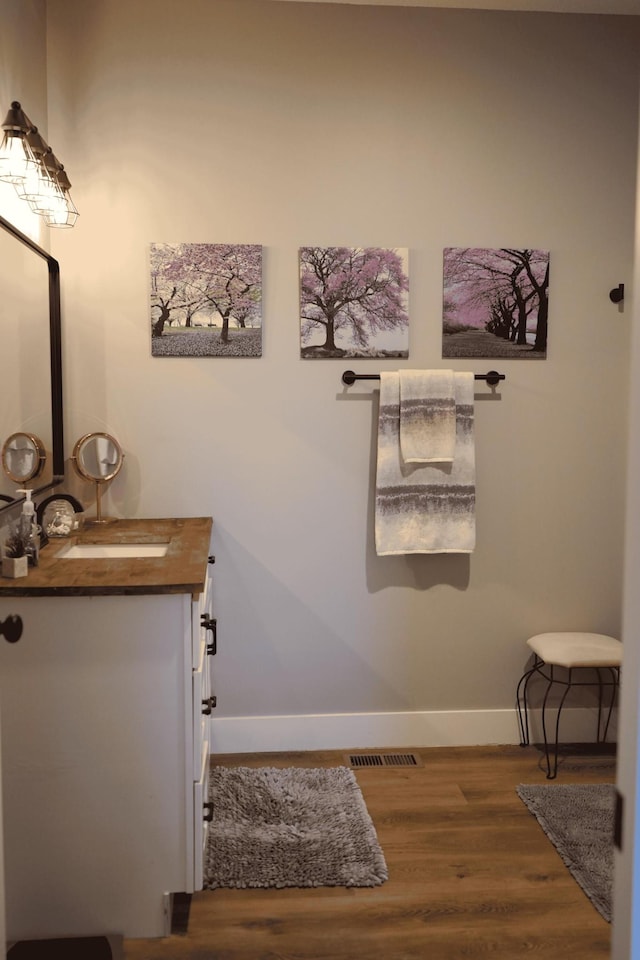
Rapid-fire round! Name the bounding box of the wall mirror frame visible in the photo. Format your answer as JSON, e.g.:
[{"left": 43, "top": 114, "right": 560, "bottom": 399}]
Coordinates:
[{"left": 0, "top": 213, "right": 64, "bottom": 516}]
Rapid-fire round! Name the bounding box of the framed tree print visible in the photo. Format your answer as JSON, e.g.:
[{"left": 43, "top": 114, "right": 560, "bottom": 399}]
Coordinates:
[
  {"left": 151, "top": 242, "right": 263, "bottom": 357},
  {"left": 300, "top": 246, "right": 409, "bottom": 359},
  {"left": 442, "top": 247, "right": 549, "bottom": 359}
]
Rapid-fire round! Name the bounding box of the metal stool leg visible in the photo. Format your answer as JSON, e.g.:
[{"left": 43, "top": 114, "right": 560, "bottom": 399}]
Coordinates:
[
  {"left": 597, "top": 666, "right": 620, "bottom": 743},
  {"left": 540, "top": 668, "right": 556, "bottom": 779},
  {"left": 546, "top": 668, "right": 574, "bottom": 779},
  {"left": 516, "top": 660, "right": 538, "bottom": 746}
]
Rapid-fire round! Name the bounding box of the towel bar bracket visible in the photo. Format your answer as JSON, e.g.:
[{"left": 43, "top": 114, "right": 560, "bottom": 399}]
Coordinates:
[
  {"left": 342, "top": 370, "right": 505, "bottom": 387},
  {"left": 610, "top": 283, "right": 625, "bottom": 304}
]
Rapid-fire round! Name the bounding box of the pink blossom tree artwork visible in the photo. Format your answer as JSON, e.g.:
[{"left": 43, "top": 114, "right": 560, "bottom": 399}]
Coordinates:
[
  {"left": 442, "top": 247, "right": 549, "bottom": 359},
  {"left": 150, "top": 242, "right": 262, "bottom": 357},
  {"left": 299, "top": 246, "right": 409, "bottom": 358}
]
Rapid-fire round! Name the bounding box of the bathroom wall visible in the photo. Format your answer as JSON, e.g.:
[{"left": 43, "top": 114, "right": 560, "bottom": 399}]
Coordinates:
[
  {"left": 12, "top": 0, "right": 639, "bottom": 750},
  {"left": 0, "top": 1, "right": 47, "bottom": 141},
  {"left": 0, "top": 0, "right": 48, "bottom": 241}
]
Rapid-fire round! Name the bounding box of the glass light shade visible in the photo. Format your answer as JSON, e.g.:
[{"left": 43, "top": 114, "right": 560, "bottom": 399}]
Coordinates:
[
  {"left": 0, "top": 131, "right": 38, "bottom": 183},
  {"left": 15, "top": 164, "right": 54, "bottom": 206},
  {"left": 27, "top": 172, "right": 63, "bottom": 214},
  {"left": 15, "top": 129, "right": 51, "bottom": 203},
  {"left": 44, "top": 190, "right": 79, "bottom": 228}
]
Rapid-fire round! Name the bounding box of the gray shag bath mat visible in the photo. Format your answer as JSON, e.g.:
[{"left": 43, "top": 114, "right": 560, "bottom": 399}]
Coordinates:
[
  {"left": 204, "top": 765, "right": 388, "bottom": 890},
  {"left": 517, "top": 783, "right": 614, "bottom": 921}
]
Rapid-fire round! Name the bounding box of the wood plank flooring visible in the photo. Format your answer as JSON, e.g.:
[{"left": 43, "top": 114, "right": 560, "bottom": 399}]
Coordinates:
[{"left": 124, "top": 744, "right": 615, "bottom": 960}]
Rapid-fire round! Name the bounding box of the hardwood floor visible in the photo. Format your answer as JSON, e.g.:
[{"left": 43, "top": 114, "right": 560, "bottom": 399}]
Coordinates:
[{"left": 124, "top": 744, "right": 615, "bottom": 960}]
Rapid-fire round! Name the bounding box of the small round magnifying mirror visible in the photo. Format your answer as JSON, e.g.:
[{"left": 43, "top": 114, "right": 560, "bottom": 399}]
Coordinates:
[
  {"left": 71, "top": 432, "right": 124, "bottom": 523},
  {"left": 1, "top": 432, "right": 46, "bottom": 485}
]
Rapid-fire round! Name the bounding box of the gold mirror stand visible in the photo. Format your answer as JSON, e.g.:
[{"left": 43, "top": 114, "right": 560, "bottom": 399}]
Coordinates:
[{"left": 71, "top": 432, "right": 124, "bottom": 525}]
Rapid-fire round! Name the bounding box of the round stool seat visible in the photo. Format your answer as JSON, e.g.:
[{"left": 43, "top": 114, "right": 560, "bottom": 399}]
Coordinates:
[{"left": 526, "top": 632, "right": 622, "bottom": 669}]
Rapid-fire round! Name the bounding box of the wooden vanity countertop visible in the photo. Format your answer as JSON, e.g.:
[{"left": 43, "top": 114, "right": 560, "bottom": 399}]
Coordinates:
[{"left": 0, "top": 517, "right": 213, "bottom": 598}]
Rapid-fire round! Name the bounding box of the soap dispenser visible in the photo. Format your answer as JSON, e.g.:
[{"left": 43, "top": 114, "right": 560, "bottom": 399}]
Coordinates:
[{"left": 16, "top": 489, "right": 40, "bottom": 566}]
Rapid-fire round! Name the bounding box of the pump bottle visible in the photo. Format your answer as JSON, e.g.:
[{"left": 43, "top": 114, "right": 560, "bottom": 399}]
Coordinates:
[{"left": 16, "top": 489, "right": 40, "bottom": 566}]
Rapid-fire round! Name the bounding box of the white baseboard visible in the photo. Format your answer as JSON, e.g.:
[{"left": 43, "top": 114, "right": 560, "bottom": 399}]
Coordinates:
[{"left": 209, "top": 707, "right": 618, "bottom": 755}]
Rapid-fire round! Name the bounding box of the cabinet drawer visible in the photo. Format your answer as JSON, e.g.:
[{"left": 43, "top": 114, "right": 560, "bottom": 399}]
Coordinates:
[
  {"left": 191, "top": 573, "right": 215, "bottom": 668},
  {"left": 192, "top": 640, "right": 212, "bottom": 777},
  {"left": 193, "top": 740, "right": 211, "bottom": 892}
]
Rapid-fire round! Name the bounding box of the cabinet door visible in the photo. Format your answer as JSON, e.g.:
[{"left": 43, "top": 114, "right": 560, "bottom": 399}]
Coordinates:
[
  {"left": 0, "top": 593, "right": 191, "bottom": 941},
  {"left": 189, "top": 571, "right": 214, "bottom": 891}
]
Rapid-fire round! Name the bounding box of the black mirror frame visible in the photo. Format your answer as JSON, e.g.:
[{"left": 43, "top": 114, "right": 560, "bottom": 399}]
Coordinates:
[{"left": 0, "top": 213, "right": 64, "bottom": 515}]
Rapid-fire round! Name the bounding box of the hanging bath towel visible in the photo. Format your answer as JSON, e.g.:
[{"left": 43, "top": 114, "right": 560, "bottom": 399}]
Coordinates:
[
  {"left": 399, "top": 369, "right": 456, "bottom": 463},
  {"left": 375, "top": 371, "right": 475, "bottom": 555}
]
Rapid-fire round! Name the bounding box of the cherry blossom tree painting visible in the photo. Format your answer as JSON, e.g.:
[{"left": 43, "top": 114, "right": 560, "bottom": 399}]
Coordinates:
[
  {"left": 299, "top": 246, "right": 409, "bottom": 358},
  {"left": 442, "top": 247, "right": 549, "bottom": 359},
  {"left": 150, "top": 242, "right": 262, "bottom": 357}
]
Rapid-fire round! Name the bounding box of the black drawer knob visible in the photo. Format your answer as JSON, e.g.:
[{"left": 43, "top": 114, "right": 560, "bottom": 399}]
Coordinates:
[{"left": 1, "top": 615, "right": 23, "bottom": 644}]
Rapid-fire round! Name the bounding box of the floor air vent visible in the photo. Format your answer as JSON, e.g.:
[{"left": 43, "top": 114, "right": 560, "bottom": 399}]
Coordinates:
[{"left": 347, "top": 753, "right": 421, "bottom": 768}]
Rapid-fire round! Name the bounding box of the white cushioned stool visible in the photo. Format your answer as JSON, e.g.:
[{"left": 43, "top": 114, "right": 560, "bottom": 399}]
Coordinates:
[{"left": 515, "top": 632, "right": 622, "bottom": 779}]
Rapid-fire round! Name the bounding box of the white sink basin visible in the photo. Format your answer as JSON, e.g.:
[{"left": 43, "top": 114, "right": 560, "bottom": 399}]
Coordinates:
[{"left": 55, "top": 542, "right": 169, "bottom": 559}]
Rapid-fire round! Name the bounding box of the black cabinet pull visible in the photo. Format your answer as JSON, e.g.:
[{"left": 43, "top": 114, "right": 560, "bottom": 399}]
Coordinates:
[
  {"left": 201, "top": 695, "right": 217, "bottom": 715},
  {"left": 0, "top": 615, "right": 23, "bottom": 644},
  {"left": 201, "top": 615, "right": 217, "bottom": 656},
  {"left": 203, "top": 801, "right": 214, "bottom": 822},
  {"left": 208, "top": 555, "right": 216, "bottom": 564}
]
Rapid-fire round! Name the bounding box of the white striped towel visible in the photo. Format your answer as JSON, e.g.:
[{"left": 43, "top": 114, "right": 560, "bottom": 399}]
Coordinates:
[
  {"left": 399, "top": 369, "right": 456, "bottom": 463},
  {"left": 375, "top": 371, "right": 475, "bottom": 555}
]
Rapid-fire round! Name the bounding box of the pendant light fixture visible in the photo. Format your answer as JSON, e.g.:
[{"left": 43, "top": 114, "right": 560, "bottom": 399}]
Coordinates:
[
  {"left": 0, "top": 101, "right": 79, "bottom": 228},
  {"left": 0, "top": 102, "right": 37, "bottom": 182}
]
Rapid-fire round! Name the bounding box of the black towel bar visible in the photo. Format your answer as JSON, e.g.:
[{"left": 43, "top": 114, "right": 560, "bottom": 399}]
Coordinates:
[{"left": 341, "top": 370, "right": 505, "bottom": 387}]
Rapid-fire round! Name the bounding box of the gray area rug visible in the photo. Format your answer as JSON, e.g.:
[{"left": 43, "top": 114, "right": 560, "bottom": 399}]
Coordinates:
[
  {"left": 204, "top": 765, "right": 388, "bottom": 889},
  {"left": 517, "top": 783, "right": 614, "bottom": 922}
]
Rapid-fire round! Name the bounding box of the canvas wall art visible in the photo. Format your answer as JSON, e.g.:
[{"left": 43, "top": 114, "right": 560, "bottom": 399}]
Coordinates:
[
  {"left": 150, "top": 242, "right": 263, "bottom": 357},
  {"left": 299, "top": 246, "right": 409, "bottom": 359},
  {"left": 442, "top": 247, "right": 549, "bottom": 359}
]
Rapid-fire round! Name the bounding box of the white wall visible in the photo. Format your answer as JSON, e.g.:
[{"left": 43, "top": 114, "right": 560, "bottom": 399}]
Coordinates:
[
  {"left": 0, "top": 0, "right": 49, "bottom": 242},
  {"left": 18, "top": 0, "right": 640, "bottom": 748},
  {"left": 0, "top": 0, "right": 47, "bottom": 129}
]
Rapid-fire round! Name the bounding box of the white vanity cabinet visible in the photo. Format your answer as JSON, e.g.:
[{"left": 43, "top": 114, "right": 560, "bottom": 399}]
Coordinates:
[{"left": 0, "top": 544, "right": 214, "bottom": 941}]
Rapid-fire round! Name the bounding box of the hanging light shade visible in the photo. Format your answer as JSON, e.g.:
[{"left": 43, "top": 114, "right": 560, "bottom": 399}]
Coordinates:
[
  {"left": 26, "top": 147, "right": 63, "bottom": 214},
  {"left": 14, "top": 129, "right": 52, "bottom": 205},
  {"left": 0, "top": 102, "right": 38, "bottom": 183},
  {"left": 42, "top": 167, "right": 79, "bottom": 228},
  {"left": 44, "top": 196, "right": 79, "bottom": 229}
]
